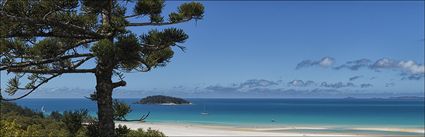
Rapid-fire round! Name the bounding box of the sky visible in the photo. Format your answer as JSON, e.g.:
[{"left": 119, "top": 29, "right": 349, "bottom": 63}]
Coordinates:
[{"left": 1, "top": 1, "right": 424, "bottom": 98}]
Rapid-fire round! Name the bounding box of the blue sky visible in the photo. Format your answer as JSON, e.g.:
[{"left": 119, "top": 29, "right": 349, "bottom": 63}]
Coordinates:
[{"left": 1, "top": 1, "right": 424, "bottom": 98}]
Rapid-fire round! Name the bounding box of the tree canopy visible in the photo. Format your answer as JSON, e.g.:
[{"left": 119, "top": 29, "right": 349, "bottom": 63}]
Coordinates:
[
  {"left": 0, "top": 0, "right": 204, "bottom": 100},
  {"left": 0, "top": 0, "right": 204, "bottom": 136}
]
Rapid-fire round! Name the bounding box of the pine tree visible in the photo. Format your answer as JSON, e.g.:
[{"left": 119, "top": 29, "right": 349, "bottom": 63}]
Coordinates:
[{"left": 0, "top": 0, "right": 204, "bottom": 136}]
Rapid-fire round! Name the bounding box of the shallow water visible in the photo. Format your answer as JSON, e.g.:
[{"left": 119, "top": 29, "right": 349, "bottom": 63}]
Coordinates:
[{"left": 14, "top": 98, "right": 424, "bottom": 129}]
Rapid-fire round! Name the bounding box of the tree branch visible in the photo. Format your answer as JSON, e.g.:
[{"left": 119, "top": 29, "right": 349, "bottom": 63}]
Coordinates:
[
  {"left": 112, "top": 80, "right": 127, "bottom": 88},
  {"left": 1, "top": 74, "right": 60, "bottom": 101},
  {"left": 2, "top": 32, "right": 97, "bottom": 39},
  {"left": 7, "top": 68, "right": 95, "bottom": 74},
  {"left": 124, "top": 14, "right": 143, "bottom": 18},
  {"left": 5, "top": 56, "right": 95, "bottom": 74},
  {"left": 72, "top": 56, "right": 94, "bottom": 68},
  {"left": 60, "top": 39, "right": 96, "bottom": 54},
  {"left": 141, "top": 43, "right": 170, "bottom": 51},
  {"left": 126, "top": 18, "right": 192, "bottom": 27},
  {"left": 1, "top": 0, "right": 8, "bottom": 9},
  {"left": 1, "top": 57, "right": 93, "bottom": 101},
  {"left": 0, "top": 53, "right": 94, "bottom": 71},
  {"left": 0, "top": 11, "right": 103, "bottom": 39},
  {"left": 64, "top": 39, "right": 97, "bottom": 51}
]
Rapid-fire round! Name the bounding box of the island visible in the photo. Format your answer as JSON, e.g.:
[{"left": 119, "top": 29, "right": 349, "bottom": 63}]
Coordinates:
[
  {"left": 388, "top": 96, "right": 425, "bottom": 100},
  {"left": 135, "top": 95, "right": 191, "bottom": 105},
  {"left": 343, "top": 97, "right": 357, "bottom": 100},
  {"left": 341, "top": 96, "right": 425, "bottom": 100}
]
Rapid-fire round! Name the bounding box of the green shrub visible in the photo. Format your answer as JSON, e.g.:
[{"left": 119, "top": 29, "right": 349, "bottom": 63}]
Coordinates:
[
  {"left": 0, "top": 102, "right": 43, "bottom": 117},
  {"left": 47, "top": 128, "right": 69, "bottom": 137},
  {"left": 75, "top": 127, "right": 89, "bottom": 137},
  {"left": 116, "top": 124, "right": 131, "bottom": 137},
  {"left": 126, "top": 128, "right": 166, "bottom": 137},
  {"left": 1, "top": 102, "right": 166, "bottom": 137},
  {"left": 1, "top": 102, "right": 71, "bottom": 137},
  {"left": 85, "top": 120, "right": 100, "bottom": 137},
  {"left": 44, "top": 121, "right": 69, "bottom": 137},
  {"left": 49, "top": 111, "right": 63, "bottom": 121},
  {"left": 62, "top": 109, "right": 88, "bottom": 136},
  {"left": 22, "top": 124, "right": 44, "bottom": 137},
  {"left": 0, "top": 119, "right": 24, "bottom": 137}
]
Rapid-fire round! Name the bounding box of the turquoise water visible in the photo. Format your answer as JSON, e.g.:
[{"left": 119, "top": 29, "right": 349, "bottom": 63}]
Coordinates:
[{"left": 13, "top": 98, "right": 424, "bottom": 128}]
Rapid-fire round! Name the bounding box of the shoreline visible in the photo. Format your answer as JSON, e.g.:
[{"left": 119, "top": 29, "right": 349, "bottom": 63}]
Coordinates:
[{"left": 115, "top": 121, "right": 424, "bottom": 136}]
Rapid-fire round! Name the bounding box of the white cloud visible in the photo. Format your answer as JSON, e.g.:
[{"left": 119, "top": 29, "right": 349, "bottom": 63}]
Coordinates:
[
  {"left": 398, "top": 60, "right": 425, "bottom": 74},
  {"left": 321, "top": 57, "right": 424, "bottom": 80},
  {"left": 371, "top": 58, "right": 424, "bottom": 80},
  {"left": 287, "top": 80, "right": 316, "bottom": 87},
  {"left": 320, "top": 82, "right": 356, "bottom": 89},
  {"left": 371, "top": 58, "right": 424, "bottom": 74},
  {"left": 319, "top": 57, "right": 334, "bottom": 67},
  {"left": 296, "top": 57, "right": 335, "bottom": 69}
]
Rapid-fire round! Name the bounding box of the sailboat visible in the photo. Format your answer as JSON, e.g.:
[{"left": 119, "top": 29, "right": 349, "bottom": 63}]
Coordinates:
[
  {"left": 41, "top": 106, "right": 46, "bottom": 113},
  {"left": 200, "top": 104, "right": 208, "bottom": 115}
]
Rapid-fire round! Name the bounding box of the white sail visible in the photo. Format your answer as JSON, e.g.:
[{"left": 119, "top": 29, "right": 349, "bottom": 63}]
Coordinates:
[
  {"left": 41, "top": 106, "right": 45, "bottom": 113},
  {"left": 201, "top": 104, "right": 208, "bottom": 115}
]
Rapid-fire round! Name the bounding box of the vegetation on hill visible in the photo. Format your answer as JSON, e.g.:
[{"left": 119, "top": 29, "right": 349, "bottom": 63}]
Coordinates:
[
  {"left": 0, "top": 101, "right": 85, "bottom": 137},
  {"left": 136, "top": 95, "right": 190, "bottom": 105},
  {"left": 0, "top": 101, "right": 165, "bottom": 137}
]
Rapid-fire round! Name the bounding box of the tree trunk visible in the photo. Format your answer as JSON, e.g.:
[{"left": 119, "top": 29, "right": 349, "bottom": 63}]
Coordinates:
[
  {"left": 96, "top": 1, "right": 116, "bottom": 136},
  {"left": 95, "top": 65, "right": 115, "bottom": 137}
]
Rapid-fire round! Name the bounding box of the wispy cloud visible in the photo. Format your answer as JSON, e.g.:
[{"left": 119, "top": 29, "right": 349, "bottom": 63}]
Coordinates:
[
  {"left": 287, "top": 80, "right": 316, "bottom": 87},
  {"left": 238, "top": 79, "right": 278, "bottom": 88},
  {"left": 204, "top": 79, "right": 367, "bottom": 94},
  {"left": 287, "top": 79, "right": 374, "bottom": 89},
  {"left": 349, "top": 75, "right": 363, "bottom": 81},
  {"left": 360, "top": 83, "right": 373, "bottom": 88},
  {"left": 370, "top": 58, "right": 424, "bottom": 73},
  {"left": 334, "top": 59, "right": 371, "bottom": 70},
  {"left": 371, "top": 58, "right": 424, "bottom": 80},
  {"left": 205, "top": 85, "right": 239, "bottom": 92},
  {"left": 385, "top": 83, "right": 395, "bottom": 87},
  {"left": 320, "top": 82, "right": 355, "bottom": 89},
  {"left": 205, "top": 79, "right": 280, "bottom": 93},
  {"left": 299, "top": 57, "right": 425, "bottom": 80},
  {"left": 296, "top": 57, "right": 335, "bottom": 69},
  {"left": 13, "top": 80, "right": 417, "bottom": 98},
  {"left": 401, "top": 73, "right": 424, "bottom": 80}
]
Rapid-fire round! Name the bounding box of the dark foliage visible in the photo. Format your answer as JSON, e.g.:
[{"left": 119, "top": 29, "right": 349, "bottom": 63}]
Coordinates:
[
  {"left": 0, "top": 101, "right": 43, "bottom": 117},
  {"left": 62, "top": 109, "right": 88, "bottom": 136},
  {"left": 115, "top": 124, "right": 132, "bottom": 136},
  {"left": 49, "top": 111, "right": 63, "bottom": 121},
  {"left": 113, "top": 99, "right": 132, "bottom": 120},
  {"left": 1, "top": 101, "right": 165, "bottom": 137},
  {"left": 0, "top": 101, "right": 69, "bottom": 136},
  {"left": 86, "top": 120, "right": 100, "bottom": 137}
]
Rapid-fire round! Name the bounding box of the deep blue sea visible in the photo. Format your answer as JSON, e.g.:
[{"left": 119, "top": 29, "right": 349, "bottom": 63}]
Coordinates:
[{"left": 13, "top": 98, "right": 425, "bottom": 128}]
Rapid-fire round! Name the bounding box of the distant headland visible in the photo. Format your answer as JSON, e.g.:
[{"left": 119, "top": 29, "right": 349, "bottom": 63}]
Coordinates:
[
  {"left": 135, "top": 95, "right": 191, "bottom": 105},
  {"left": 343, "top": 96, "right": 424, "bottom": 100}
]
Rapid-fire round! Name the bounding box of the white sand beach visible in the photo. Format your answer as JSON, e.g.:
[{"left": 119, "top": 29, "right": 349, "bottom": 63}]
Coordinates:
[
  {"left": 115, "top": 121, "right": 425, "bottom": 136},
  {"left": 350, "top": 127, "right": 425, "bottom": 134},
  {"left": 115, "top": 121, "right": 354, "bottom": 136}
]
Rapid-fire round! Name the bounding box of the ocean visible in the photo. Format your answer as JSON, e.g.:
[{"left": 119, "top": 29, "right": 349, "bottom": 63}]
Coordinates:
[
  {"left": 10, "top": 98, "right": 425, "bottom": 135},
  {"left": 12, "top": 98, "right": 424, "bottom": 129}
]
